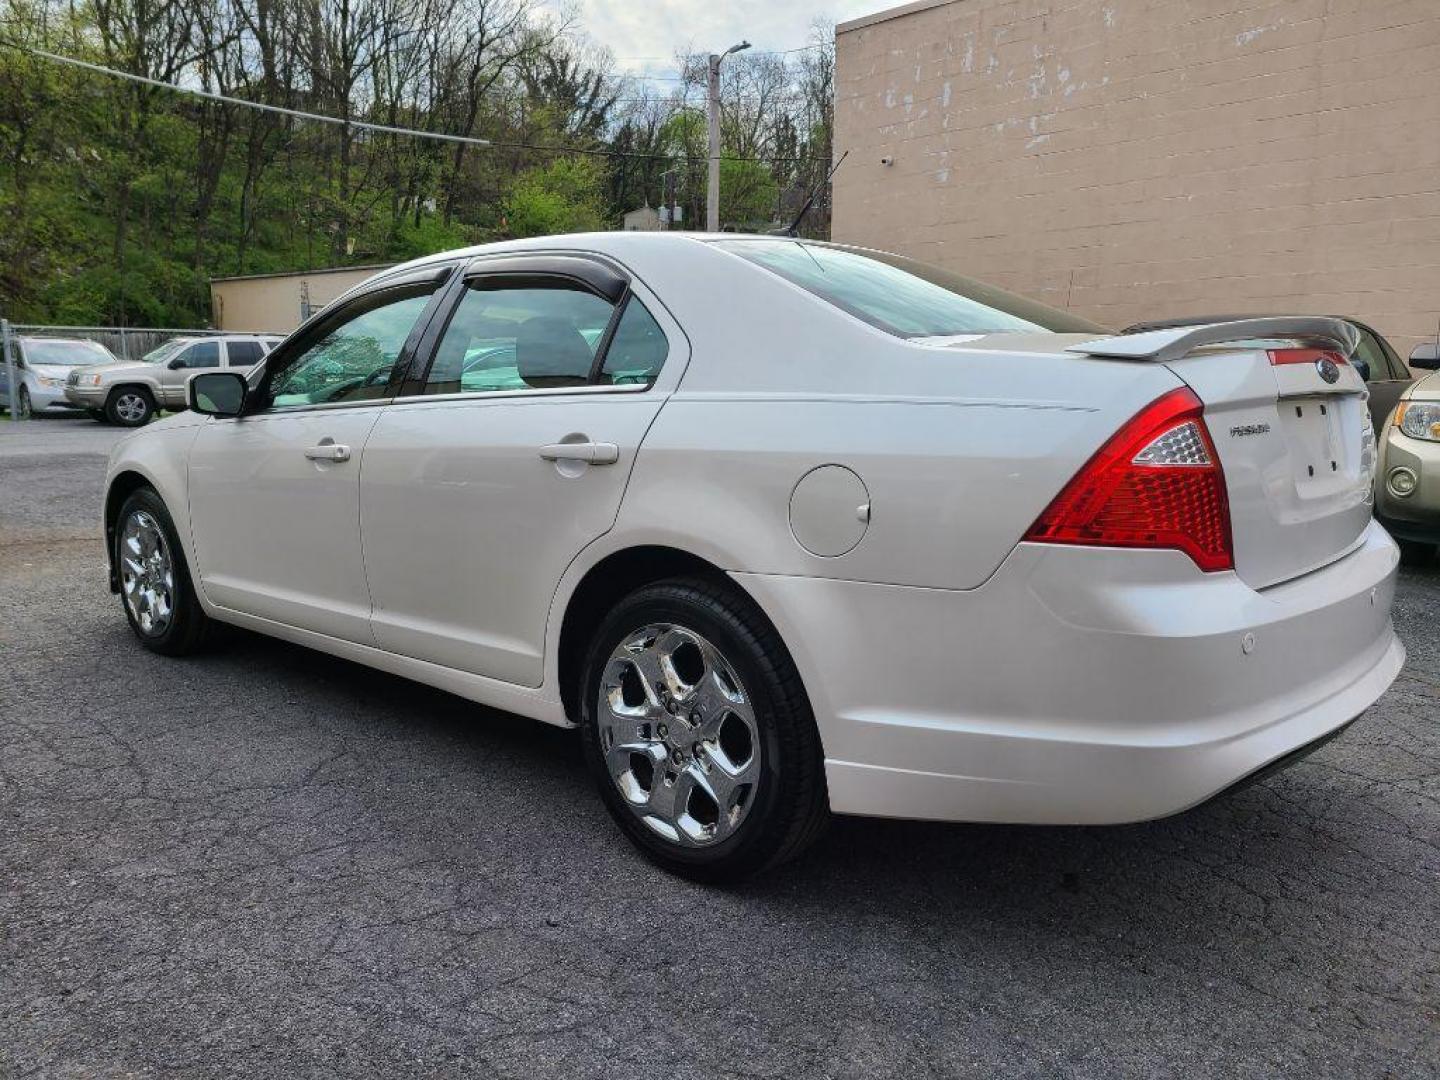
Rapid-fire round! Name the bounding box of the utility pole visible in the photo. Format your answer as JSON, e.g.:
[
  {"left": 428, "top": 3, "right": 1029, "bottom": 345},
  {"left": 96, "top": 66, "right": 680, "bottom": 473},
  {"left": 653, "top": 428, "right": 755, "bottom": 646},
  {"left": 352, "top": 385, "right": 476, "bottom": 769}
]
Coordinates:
[
  {"left": 1, "top": 320, "right": 19, "bottom": 422},
  {"left": 707, "top": 40, "right": 750, "bottom": 233}
]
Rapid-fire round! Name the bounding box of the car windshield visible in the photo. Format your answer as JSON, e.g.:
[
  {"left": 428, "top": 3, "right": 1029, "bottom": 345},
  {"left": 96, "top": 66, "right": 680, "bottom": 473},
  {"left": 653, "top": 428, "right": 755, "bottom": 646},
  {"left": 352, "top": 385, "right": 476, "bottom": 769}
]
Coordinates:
[
  {"left": 713, "top": 239, "right": 1105, "bottom": 338},
  {"left": 23, "top": 339, "right": 113, "bottom": 367},
  {"left": 141, "top": 340, "right": 190, "bottom": 364}
]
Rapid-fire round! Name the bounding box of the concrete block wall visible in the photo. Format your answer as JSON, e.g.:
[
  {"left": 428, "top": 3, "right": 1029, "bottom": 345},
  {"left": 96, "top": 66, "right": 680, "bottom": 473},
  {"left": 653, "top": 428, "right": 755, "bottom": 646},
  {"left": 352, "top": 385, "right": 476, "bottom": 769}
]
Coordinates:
[{"left": 833, "top": 0, "right": 1440, "bottom": 360}]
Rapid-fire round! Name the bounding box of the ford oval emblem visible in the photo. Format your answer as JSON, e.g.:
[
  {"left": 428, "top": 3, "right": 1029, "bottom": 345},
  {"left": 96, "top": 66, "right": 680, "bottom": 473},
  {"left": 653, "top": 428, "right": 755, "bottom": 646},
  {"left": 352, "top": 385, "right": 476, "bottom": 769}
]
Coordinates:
[{"left": 1316, "top": 357, "right": 1340, "bottom": 384}]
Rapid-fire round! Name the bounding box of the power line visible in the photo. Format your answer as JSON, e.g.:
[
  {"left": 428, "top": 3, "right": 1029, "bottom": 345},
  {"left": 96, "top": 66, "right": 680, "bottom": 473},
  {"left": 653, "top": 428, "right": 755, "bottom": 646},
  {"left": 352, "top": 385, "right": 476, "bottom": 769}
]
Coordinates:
[
  {"left": 8, "top": 43, "right": 494, "bottom": 147},
  {"left": 1, "top": 39, "right": 829, "bottom": 166}
]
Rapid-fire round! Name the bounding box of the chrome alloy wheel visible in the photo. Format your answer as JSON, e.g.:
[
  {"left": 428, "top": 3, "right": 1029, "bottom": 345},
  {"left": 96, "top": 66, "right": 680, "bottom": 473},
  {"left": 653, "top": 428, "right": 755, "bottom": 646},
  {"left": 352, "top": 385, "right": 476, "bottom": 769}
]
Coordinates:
[
  {"left": 119, "top": 510, "right": 175, "bottom": 636},
  {"left": 599, "top": 624, "right": 762, "bottom": 846},
  {"left": 114, "top": 393, "right": 149, "bottom": 423}
]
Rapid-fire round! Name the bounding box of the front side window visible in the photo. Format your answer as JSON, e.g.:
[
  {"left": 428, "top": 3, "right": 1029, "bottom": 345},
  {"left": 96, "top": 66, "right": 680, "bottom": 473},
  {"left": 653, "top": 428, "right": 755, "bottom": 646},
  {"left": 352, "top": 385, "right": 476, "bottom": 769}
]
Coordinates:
[
  {"left": 713, "top": 239, "right": 1105, "bottom": 339},
  {"left": 424, "top": 281, "right": 615, "bottom": 395},
  {"left": 176, "top": 341, "right": 221, "bottom": 369},
  {"left": 267, "top": 286, "right": 436, "bottom": 409},
  {"left": 142, "top": 340, "right": 187, "bottom": 365}
]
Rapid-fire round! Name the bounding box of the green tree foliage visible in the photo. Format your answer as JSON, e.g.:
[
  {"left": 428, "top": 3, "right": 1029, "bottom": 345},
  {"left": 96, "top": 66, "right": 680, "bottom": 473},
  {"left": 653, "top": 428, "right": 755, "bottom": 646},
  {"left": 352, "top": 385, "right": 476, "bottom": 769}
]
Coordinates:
[
  {"left": 503, "top": 156, "right": 606, "bottom": 237},
  {"left": 0, "top": 0, "right": 835, "bottom": 328}
]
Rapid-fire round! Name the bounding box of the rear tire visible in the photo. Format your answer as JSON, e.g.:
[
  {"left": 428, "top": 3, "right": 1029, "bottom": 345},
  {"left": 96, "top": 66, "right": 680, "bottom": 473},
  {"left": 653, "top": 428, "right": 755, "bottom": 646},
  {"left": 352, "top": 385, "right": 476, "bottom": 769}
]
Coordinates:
[
  {"left": 579, "top": 577, "right": 828, "bottom": 882},
  {"left": 1397, "top": 539, "right": 1435, "bottom": 567},
  {"left": 115, "top": 487, "right": 212, "bottom": 656},
  {"left": 106, "top": 386, "right": 154, "bottom": 427}
]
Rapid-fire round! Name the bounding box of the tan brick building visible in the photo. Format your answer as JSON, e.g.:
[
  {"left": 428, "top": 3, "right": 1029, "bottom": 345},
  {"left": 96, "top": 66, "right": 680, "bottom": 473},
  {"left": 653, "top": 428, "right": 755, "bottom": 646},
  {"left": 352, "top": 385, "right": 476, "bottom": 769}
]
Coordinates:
[{"left": 833, "top": 0, "right": 1440, "bottom": 359}]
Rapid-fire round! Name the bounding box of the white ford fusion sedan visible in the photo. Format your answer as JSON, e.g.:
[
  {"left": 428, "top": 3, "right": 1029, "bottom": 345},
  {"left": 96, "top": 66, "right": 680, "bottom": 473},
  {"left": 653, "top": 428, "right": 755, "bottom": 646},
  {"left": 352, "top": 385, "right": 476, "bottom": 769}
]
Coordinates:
[{"left": 103, "top": 233, "right": 1404, "bottom": 880}]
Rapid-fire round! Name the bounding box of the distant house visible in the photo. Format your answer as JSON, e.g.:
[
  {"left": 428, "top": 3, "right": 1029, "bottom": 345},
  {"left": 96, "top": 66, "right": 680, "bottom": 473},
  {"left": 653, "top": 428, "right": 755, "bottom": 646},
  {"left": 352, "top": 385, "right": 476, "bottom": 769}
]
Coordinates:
[{"left": 622, "top": 204, "right": 662, "bottom": 232}]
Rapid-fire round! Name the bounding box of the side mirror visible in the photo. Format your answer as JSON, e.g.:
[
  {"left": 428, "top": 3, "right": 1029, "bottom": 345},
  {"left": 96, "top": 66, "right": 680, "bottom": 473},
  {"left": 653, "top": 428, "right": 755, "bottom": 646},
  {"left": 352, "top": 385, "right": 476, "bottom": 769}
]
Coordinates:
[
  {"left": 1352, "top": 358, "right": 1371, "bottom": 382},
  {"left": 167, "top": 357, "right": 186, "bottom": 370},
  {"left": 1410, "top": 342, "right": 1440, "bottom": 370},
  {"left": 189, "top": 371, "right": 248, "bottom": 417}
]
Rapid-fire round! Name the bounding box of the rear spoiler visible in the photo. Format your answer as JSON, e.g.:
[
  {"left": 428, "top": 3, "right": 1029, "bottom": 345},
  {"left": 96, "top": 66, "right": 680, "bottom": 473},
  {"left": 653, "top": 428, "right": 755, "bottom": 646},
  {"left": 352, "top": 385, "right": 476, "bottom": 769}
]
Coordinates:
[{"left": 1067, "top": 317, "right": 1360, "bottom": 365}]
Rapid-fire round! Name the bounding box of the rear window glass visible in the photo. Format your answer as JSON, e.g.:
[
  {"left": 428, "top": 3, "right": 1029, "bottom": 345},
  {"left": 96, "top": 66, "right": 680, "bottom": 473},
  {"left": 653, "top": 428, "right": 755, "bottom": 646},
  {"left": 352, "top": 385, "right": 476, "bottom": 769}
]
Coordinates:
[{"left": 713, "top": 239, "right": 1104, "bottom": 339}]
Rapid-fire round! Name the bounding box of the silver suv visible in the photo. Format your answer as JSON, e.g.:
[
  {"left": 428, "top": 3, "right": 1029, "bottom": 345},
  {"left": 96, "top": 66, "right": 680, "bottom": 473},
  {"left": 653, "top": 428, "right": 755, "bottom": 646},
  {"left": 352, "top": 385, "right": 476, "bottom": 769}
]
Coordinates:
[{"left": 65, "top": 334, "right": 283, "bottom": 425}]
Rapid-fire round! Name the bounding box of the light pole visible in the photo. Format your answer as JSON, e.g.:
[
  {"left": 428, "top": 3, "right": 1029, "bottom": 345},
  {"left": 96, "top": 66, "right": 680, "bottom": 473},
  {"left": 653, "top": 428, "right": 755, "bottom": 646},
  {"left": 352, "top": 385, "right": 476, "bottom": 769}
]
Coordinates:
[{"left": 707, "top": 40, "right": 750, "bottom": 232}]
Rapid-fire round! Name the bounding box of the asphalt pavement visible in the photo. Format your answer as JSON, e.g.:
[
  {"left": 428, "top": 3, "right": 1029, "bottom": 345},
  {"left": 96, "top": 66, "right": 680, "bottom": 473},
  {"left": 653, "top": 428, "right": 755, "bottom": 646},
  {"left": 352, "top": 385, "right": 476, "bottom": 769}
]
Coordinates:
[{"left": 2, "top": 416, "right": 1437, "bottom": 1079}]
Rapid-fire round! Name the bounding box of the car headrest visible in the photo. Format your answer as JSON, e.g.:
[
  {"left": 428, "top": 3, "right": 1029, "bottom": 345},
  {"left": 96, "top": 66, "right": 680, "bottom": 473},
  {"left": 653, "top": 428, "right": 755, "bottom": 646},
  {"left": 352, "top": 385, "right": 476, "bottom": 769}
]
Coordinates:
[{"left": 514, "top": 316, "right": 592, "bottom": 389}]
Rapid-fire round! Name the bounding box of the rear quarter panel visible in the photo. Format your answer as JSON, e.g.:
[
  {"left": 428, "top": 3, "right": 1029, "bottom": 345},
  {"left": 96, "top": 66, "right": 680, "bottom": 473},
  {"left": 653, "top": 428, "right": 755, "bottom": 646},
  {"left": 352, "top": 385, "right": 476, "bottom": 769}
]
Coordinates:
[
  {"left": 606, "top": 239, "right": 1186, "bottom": 589},
  {"left": 619, "top": 361, "right": 1184, "bottom": 590}
]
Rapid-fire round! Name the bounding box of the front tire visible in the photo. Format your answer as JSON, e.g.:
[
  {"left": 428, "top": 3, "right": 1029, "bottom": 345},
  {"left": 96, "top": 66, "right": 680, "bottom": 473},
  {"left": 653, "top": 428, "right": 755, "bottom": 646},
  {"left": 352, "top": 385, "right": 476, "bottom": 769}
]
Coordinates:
[
  {"left": 115, "top": 487, "right": 212, "bottom": 656},
  {"left": 16, "top": 387, "right": 31, "bottom": 419},
  {"left": 106, "top": 386, "right": 154, "bottom": 426},
  {"left": 579, "top": 577, "right": 828, "bottom": 882}
]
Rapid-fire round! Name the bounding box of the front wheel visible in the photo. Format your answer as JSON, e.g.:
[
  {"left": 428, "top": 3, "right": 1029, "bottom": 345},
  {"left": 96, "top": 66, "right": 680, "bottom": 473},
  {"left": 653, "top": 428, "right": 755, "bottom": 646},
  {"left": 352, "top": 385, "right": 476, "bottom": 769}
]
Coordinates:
[
  {"left": 106, "top": 387, "right": 154, "bottom": 426},
  {"left": 115, "top": 487, "right": 212, "bottom": 655},
  {"left": 16, "top": 387, "right": 31, "bottom": 419},
  {"left": 579, "top": 578, "right": 828, "bottom": 882}
]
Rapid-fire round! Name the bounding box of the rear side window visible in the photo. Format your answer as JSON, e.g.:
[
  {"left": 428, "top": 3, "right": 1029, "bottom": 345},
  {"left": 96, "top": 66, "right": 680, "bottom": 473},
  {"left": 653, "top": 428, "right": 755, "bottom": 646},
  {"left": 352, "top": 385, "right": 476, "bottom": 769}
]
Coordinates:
[
  {"left": 713, "top": 239, "right": 1104, "bottom": 339},
  {"left": 601, "top": 299, "right": 669, "bottom": 385},
  {"left": 227, "top": 341, "right": 265, "bottom": 368},
  {"left": 424, "top": 281, "right": 614, "bottom": 394},
  {"left": 1352, "top": 330, "right": 1389, "bottom": 383}
]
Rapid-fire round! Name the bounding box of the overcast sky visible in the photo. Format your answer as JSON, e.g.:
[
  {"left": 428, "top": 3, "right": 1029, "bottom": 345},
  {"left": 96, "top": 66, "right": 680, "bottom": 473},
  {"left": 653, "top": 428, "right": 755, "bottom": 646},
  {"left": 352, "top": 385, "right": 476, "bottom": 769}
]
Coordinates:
[{"left": 550, "top": 0, "right": 882, "bottom": 77}]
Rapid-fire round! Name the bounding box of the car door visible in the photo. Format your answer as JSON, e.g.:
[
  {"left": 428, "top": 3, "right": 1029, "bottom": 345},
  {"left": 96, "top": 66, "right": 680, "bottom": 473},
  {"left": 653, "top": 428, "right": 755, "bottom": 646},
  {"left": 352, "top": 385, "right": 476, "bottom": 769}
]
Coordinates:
[
  {"left": 1352, "top": 324, "right": 1412, "bottom": 432},
  {"left": 160, "top": 340, "right": 222, "bottom": 408},
  {"left": 360, "top": 254, "right": 683, "bottom": 687},
  {"left": 187, "top": 266, "right": 454, "bottom": 643}
]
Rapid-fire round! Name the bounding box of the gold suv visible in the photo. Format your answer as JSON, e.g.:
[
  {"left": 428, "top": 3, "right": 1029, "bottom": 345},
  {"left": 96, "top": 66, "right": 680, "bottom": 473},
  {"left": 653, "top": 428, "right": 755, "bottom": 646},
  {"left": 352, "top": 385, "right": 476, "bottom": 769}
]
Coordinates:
[{"left": 1377, "top": 347, "right": 1440, "bottom": 564}]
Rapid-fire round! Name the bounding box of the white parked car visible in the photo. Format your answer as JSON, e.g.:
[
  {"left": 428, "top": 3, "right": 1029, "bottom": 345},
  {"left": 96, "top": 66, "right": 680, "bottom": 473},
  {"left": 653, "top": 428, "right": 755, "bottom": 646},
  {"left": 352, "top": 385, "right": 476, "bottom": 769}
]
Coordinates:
[
  {"left": 0, "top": 337, "right": 118, "bottom": 417},
  {"left": 102, "top": 234, "right": 1404, "bottom": 880}
]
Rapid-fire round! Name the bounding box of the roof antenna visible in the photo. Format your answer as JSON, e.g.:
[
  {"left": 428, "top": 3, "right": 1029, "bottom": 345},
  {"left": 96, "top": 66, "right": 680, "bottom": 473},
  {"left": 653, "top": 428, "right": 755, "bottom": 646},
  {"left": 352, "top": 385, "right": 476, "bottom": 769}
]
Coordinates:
[{"left": 780, "top": 150, "right": 849, "bottom": 238}]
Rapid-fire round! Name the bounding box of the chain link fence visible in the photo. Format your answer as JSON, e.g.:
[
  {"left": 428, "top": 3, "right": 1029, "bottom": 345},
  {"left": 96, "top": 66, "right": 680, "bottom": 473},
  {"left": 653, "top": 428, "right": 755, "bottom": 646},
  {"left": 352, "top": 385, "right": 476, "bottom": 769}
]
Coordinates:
[{"left": 1, "top": 321, "right": 228, "bottom": 420}]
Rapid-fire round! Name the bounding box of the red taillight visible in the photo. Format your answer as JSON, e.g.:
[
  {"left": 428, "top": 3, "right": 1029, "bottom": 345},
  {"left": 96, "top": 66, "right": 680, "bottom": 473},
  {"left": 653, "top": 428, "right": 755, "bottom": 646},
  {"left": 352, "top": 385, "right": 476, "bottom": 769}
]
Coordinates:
[
  {"left": 1023, "top": 387, "right": 1234, "bottom": 572},
  {"left": 1268, "top": 347, "right": 1346, "bottom": 367}
]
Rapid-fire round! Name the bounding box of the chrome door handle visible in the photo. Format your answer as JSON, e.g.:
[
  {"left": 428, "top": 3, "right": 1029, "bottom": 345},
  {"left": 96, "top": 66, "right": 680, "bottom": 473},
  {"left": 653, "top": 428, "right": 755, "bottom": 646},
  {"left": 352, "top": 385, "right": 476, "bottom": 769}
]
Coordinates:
[
  {"left": 539, "top": 441, "right": 620, "bottom": 465},
  {"left": 304, "top": 443, "right": 351, "bottom": 462}
]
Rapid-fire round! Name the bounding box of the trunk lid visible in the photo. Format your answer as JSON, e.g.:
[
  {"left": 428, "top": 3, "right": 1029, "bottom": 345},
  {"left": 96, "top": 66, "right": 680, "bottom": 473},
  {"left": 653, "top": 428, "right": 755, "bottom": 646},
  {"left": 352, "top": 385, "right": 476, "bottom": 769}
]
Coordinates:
[{"left": 1069, "top": 318, "right": 1375, "bottom": 589}]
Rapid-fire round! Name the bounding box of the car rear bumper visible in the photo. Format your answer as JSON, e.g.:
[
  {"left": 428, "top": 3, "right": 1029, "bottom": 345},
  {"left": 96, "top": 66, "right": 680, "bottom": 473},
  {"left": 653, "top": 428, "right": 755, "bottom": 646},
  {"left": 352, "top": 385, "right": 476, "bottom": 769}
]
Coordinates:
[{"left": 733, "top": 519, "right": 1403, "bottom": 825}]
